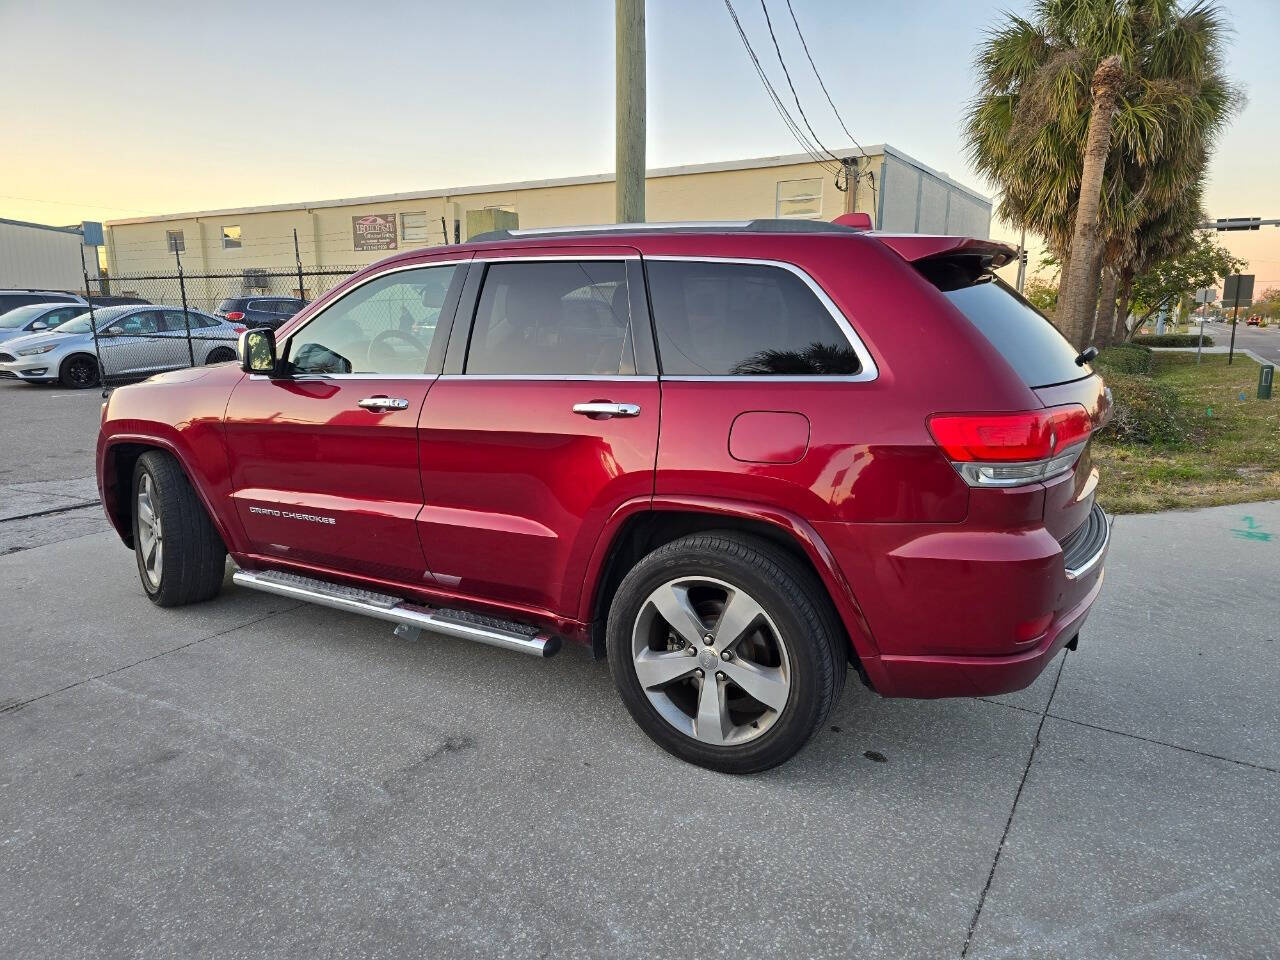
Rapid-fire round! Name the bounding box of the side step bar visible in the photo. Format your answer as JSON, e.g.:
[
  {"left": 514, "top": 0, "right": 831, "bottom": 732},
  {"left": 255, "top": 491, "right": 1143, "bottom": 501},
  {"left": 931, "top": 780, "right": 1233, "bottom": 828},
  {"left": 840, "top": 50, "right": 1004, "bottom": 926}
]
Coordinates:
[{"left": 231, "top": 568, "right": 561, "bottom": 658}]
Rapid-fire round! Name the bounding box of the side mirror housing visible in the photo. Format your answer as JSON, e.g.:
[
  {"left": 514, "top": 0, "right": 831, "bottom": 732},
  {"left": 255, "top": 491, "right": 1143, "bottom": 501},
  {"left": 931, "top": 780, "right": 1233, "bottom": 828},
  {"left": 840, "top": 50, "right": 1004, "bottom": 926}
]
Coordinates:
[
  {"left": 239, "top": 327, "right": 278, "bottom": 374},
  {"left": 105, "top": 326, "right": 125, "bottom": 337},
  {"left": 31, "top": 320, "right": 48, "bottom": 330}
]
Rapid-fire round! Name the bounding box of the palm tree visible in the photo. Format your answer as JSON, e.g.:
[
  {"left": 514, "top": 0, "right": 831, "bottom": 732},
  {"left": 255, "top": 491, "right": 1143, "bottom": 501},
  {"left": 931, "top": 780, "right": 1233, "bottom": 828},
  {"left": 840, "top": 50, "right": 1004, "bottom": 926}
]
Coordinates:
[{"left": 965, "top": 0, "right": 1241, "bottom": 348}]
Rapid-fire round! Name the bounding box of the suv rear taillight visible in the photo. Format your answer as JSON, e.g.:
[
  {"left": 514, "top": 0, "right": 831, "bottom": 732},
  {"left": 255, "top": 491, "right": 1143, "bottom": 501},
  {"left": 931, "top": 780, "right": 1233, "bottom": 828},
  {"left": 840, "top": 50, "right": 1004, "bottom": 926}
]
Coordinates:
[
  {"left": 224, "top": 311, "right": 245, "bottom": 322},
  {"left": 928, "top": 405, "right": 1091, "bottom": 488}
]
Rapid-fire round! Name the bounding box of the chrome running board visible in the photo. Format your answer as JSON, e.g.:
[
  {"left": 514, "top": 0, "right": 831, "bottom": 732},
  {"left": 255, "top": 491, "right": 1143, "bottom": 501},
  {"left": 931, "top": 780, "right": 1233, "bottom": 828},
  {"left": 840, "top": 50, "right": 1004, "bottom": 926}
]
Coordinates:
[{"left": 231, "top": 568, "right": 561, "bottom": 658}]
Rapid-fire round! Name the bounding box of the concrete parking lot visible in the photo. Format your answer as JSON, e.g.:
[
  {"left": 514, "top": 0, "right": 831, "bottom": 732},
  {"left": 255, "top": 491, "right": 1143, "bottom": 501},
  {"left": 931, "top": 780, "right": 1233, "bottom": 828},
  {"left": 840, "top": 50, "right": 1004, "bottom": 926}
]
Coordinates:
[{"left": 1, "top": 377, "right": 1277, "bottom": 959}]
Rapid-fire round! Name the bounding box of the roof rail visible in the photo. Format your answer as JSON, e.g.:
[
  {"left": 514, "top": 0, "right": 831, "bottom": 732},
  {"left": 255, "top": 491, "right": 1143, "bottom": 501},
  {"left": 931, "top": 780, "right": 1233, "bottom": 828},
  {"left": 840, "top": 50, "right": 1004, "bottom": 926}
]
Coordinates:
[{"left": 468, "top": 218, "right": 863, "bottom": 243}]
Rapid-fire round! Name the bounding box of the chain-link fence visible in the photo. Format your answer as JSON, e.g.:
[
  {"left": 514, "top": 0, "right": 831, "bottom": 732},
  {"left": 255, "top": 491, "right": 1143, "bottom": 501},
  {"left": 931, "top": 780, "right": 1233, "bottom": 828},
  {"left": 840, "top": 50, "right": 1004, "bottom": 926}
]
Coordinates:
[{"left": 62, "top": 264, "right": 360, "bottom": 389}]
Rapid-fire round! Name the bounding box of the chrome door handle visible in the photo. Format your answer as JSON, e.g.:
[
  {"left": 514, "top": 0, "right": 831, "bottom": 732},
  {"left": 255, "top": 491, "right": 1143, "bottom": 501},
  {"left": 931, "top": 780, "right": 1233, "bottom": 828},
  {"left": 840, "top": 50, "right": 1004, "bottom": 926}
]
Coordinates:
[
  {"left": 572, "top": 402, "right": 641, "bottom": 418},
  {"left": 358, "top": 396, "right": 410, "bottom": 411}
]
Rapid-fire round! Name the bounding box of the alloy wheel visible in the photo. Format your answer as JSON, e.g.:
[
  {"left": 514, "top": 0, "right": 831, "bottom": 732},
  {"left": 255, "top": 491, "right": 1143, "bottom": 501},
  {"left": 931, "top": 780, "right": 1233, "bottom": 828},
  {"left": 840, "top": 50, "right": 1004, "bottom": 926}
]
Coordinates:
[
  {"left": 67, "top": 358, "right": 97, "bottom": 387},
  {"left": 631, "top": 576, "right": 791, "bottom": 745},
  {"left": 136, "top": 474, "right": 164, "bottom": 588}
]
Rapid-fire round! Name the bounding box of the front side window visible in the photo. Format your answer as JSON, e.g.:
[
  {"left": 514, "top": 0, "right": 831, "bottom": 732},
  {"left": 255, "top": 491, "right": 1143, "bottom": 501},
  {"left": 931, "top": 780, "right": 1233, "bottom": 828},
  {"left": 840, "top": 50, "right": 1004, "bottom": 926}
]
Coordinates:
[
  {"left": 465, "top": 261, "right": 632, "bottom": 376},
  {"left": 646, "top": 260, "right": 860, "bottom": 376},
  {"left": 222, "top": 225, "right": 241, "bottom": 249},
  {"left": 166, "top": 230, "right": 185, "bottom": 253},
  {"left": 775, "top": 178, "right": 823, "bottom": 219},
  {"left": 288, "top": 264, "right": 459, "bottom": 375},
  {"left": 401, "top": 212, "right": 429, "bottom": 242}
]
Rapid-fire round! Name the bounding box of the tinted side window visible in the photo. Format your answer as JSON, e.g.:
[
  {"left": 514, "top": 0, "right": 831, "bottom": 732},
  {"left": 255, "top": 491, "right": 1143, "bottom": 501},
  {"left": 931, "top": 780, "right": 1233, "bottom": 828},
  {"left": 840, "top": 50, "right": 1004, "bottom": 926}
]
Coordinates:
[
  {"left": 289, "top": 264, "right": 458, "bottom": 375},
  {"left": 645, "top": 261, "right": 860, "bottom": 375},
  {"left": 465, "top": 261, "right": 632, "bottom": 376}
]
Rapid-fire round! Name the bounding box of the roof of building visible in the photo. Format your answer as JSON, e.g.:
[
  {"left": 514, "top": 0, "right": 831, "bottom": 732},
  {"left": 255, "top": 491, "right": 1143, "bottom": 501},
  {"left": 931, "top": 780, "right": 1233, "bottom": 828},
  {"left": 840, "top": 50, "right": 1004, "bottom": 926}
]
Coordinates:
[
  {"left": 0, "top": 217, "right": 84, "bottom": 236},
  {"left": 104, "top": 144, "right": 990, "bottom": 228}
]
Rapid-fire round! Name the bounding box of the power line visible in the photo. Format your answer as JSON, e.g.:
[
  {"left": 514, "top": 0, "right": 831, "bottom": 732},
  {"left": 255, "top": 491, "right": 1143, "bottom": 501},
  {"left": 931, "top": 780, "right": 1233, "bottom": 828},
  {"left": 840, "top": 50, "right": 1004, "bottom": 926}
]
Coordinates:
[
  {"left": 721, "top": 0, "right": 841, "bottom": 178},
  {"left": 756, "top": 0, "right": 843, "bottom": 168},
  {"left": 783, "top": 0, "right": 868, "bottom": 162}
]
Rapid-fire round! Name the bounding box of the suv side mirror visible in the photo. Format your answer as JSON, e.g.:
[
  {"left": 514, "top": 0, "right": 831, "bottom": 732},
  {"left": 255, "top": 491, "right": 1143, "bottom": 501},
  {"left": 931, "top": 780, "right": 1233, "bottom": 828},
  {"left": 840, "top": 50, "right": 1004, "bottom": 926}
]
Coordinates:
[
  {"left": 239, "top": 328, "right": 278, "bottom": 374},
  {"left": 31, "top": 320, "right": 48, "bottom": 330}
]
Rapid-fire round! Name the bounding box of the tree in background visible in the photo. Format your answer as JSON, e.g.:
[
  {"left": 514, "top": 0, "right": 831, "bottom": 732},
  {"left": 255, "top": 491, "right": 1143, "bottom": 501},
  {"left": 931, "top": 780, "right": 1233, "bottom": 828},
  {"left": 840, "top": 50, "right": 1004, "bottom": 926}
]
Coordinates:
[
  {"left": 1249, "top": 288, "right": 1280, "bottom": 322},
  {"left": 1128, "top": 230, "right": 1244, "bottom": 334},
  {"left": 965, "top": 0, "right": 1241, "bottom": 348},
  {"left": 1024, "top": 276, "right": 1060, "bottom": 317}
]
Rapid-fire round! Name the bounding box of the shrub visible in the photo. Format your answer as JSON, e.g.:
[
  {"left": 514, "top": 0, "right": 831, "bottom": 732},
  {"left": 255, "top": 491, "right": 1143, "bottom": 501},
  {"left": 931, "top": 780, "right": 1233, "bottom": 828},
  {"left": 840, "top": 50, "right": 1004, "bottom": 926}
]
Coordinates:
[
  {"left": 1097, "top": 371, "right": 1205, "bottom": 447},
  {"left": 1094, "top": 343, "right": 1153, "bottom": 375},
  {"left": 1130, "top": 333, "right": 1213, "bottom": 347}
]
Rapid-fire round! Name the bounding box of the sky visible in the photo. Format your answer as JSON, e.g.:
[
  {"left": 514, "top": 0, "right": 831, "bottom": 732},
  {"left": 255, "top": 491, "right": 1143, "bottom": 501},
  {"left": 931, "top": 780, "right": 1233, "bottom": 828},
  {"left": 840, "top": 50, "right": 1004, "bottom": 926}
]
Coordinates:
[{"left": 2, "top": 0, "right": 1277, "bottom": 292}]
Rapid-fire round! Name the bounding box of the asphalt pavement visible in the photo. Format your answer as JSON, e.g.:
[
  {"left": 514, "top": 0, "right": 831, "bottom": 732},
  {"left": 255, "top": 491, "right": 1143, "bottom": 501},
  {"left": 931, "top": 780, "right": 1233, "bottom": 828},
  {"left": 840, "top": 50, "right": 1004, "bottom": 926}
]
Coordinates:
[
  {"left": 1195, "top": 319, "right": 1280, "bottom": 364},
  {"left": 1, "top": 376, "right": 1277, "bottom": 959}
]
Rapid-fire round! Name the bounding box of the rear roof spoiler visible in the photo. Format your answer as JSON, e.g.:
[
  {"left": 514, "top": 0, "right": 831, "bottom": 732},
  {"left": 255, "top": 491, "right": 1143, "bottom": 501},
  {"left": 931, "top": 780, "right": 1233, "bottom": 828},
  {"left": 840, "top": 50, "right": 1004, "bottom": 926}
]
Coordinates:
[{"left": 874, "top": 234, "right": 1017, "bottom": 269}]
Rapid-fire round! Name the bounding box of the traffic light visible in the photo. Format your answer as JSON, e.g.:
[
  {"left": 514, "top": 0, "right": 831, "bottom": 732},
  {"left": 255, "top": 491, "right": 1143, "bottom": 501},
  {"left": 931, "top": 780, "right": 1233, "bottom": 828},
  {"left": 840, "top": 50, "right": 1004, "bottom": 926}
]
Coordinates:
[{"left": 1215, "top": 217, "right": 1261, "bottom": 231}]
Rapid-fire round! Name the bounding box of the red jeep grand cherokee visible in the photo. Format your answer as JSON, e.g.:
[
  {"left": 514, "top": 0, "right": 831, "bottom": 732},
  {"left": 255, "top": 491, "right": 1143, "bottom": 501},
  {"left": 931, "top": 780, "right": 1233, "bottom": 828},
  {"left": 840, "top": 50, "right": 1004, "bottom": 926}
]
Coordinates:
[{"left": 96, "top": 219, "right": 1110, "bottom": 772}]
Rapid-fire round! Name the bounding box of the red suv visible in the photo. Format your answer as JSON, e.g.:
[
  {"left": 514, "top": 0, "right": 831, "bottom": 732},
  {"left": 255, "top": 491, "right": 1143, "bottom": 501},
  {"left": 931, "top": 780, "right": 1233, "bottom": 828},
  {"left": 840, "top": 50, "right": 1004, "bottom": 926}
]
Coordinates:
[{"left": 96, "top": 220, "right": 1110, "bottom": 772}]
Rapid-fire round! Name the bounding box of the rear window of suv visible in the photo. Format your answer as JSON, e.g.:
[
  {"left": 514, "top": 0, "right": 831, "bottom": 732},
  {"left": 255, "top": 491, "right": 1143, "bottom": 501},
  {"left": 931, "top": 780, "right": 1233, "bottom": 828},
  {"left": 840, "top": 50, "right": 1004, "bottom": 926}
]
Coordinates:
[{"left": 923, "top": 262, "right": 1089, "bottom": 388}]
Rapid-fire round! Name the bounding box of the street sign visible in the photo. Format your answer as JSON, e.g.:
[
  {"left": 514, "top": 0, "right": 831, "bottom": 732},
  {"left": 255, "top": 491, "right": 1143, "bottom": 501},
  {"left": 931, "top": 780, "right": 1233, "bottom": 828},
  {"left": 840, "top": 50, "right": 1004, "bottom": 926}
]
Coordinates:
[
  {"left": 1215, "top": 217, "right": 1262, "bottom": 231},
  {"left": 81, "top": 221, "right": 103, "bottom": 246},
  {"left": 1223, "top": 274, "right": 1255, "bottom": 307},
  {"left": 1194, "top": 287, "right": 1215, "bottom": 305}
]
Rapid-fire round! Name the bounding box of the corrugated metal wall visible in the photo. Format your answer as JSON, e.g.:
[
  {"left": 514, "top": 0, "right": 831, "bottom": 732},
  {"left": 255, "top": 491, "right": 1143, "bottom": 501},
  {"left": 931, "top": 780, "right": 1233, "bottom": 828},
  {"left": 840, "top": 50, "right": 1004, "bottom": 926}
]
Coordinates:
[
  {"left": 0, "top": 220, "right": 100, "bottom": 291},
  {"left": 876, "top": 152, "right": 992, "bottom": 238}
]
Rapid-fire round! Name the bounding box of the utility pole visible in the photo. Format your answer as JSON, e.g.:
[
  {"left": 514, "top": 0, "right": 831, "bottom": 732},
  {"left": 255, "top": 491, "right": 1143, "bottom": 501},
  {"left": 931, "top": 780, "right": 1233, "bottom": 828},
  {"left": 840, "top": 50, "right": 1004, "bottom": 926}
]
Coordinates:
[{"left": 615, "top": 0, "right": 645, "bottom": 223}]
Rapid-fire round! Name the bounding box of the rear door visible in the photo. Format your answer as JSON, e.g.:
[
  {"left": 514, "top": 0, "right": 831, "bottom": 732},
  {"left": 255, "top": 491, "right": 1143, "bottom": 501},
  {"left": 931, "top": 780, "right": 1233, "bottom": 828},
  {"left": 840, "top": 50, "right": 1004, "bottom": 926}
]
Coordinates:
[
  {"left": 416, "top": 249, "right": 659, "bottom": 616},
  {"left": 223, "top": 257, "right": 468, "bottom": 582}
]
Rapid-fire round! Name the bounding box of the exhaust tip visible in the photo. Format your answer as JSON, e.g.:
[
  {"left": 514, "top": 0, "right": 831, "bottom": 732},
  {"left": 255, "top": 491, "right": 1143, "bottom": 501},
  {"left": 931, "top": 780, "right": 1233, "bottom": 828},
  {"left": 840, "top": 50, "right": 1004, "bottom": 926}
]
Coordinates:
[{"left": 540, "top": 634, "right": 563, "bottom": 658}]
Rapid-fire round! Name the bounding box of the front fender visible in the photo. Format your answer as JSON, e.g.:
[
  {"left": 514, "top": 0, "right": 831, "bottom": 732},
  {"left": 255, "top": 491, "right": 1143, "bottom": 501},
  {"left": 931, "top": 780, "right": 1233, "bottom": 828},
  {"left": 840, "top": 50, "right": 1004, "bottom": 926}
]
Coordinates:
[{"left": 96, "top": 370, "right": 245, "bottom": 551}]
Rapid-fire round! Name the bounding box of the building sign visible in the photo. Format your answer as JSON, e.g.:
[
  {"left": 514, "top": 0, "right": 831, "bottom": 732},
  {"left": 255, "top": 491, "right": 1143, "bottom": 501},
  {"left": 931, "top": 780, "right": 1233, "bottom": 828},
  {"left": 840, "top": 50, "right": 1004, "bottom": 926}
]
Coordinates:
[{"left": 352, "top": 214, "right": 397, "bottom": 252}]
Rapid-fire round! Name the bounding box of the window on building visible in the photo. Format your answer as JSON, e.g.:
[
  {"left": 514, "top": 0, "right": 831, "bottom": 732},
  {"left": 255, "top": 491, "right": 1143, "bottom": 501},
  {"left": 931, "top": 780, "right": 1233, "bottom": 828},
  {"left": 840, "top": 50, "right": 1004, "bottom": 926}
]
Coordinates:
[
  {"left": 288, "top": 264, "right": 460, "bottom": 376},
  {"left": 401, "top": 212, "right": 430, "bottom": 243},
  {"left": 645, "top": 260, "right": 860, "bottom": 376},
  {"left": 166, "top": 230, "right": 185, "bottom": 253},
  {"left": 465, "top": 261, "right": 632, "bottom": 376},
  {"left": 222, "top": 225, "right": 241, "bottom": 249},
  {"left": 775, "top": 178, "right": 823, "bottom": 219}
]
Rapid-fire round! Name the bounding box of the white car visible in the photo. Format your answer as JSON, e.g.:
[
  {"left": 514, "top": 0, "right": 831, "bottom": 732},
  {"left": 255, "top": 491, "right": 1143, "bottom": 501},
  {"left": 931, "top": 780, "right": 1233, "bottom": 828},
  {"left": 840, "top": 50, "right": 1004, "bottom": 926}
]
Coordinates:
[{"left": 0, "top": 305, "right": 243, "bottom": 388}]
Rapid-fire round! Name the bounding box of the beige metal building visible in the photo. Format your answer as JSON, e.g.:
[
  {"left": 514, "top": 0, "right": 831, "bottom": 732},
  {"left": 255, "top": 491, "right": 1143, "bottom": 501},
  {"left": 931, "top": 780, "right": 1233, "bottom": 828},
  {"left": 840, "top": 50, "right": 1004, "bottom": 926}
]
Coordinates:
[
  {"left": 0, "top": 217, "right": 102, "bottom": 292},
  {"left": 104, "top": 144, "right": 990, "bottom": 300}
]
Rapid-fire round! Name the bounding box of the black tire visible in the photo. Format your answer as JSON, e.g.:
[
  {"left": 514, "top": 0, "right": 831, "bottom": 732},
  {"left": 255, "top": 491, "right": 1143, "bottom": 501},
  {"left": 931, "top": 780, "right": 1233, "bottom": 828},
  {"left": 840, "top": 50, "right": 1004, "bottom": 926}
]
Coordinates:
[
  {"left": 607, "top": 532, "right": 846, "bottom": 773},
  {"left": 59, "top": 354, "right": 100, "bottom": 389},
  {"left": 205, "top": 346, "right": 236, "bottom": 364},
  {"left": 131, "top": 451, "right": 227, "bottom": 607}
]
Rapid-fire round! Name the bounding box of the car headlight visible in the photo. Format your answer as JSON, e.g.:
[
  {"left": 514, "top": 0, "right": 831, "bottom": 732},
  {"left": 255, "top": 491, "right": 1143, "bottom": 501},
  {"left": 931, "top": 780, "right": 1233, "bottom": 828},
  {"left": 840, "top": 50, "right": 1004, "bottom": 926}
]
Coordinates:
[{"left": 17, "top": 344, "right": 57, "bottom": 356}]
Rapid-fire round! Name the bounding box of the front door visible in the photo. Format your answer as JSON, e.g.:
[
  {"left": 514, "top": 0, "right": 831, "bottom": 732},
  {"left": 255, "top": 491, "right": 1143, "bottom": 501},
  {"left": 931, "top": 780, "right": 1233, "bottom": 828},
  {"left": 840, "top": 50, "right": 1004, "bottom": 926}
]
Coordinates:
[
  {"left": 417, "top": 251, "right": 659, "bottom": 617},
  {"left": 223, "top": 258, "right": 467, "bottom": 583}
]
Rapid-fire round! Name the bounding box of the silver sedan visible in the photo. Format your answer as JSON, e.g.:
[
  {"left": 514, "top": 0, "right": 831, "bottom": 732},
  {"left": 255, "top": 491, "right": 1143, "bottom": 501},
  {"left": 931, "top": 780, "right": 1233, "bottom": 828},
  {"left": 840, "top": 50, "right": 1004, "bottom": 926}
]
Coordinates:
[{"left": 0, "top": 305, "right": 244, "bottom": 388}]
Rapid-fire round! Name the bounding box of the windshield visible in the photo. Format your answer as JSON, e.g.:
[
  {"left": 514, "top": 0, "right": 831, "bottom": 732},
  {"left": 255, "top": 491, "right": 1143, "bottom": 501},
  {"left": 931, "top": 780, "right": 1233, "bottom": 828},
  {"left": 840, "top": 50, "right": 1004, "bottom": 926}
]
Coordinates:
[
  {"left": 0, "top": 305, "right": 53, "bottom": 328},
  {"left": 49, "top": 306, "right": 129, "bottom": 335}
]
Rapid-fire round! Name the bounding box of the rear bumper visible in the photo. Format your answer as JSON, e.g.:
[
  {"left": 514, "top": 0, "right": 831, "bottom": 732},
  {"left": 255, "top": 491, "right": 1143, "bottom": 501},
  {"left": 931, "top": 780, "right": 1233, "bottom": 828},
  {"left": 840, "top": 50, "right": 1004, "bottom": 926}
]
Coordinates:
[{"left": 873, "top": 567, "right": 1103, "bottom": 698}]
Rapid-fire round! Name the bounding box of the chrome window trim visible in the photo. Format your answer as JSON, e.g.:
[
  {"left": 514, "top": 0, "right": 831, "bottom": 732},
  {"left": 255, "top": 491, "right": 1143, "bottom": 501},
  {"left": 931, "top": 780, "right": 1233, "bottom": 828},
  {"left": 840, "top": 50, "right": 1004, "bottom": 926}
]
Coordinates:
[
  {"left": 642, "top": 255, "right": 879, "bottom": 383},
  {"left": 250, "top": 372, "right": 440, "bottom": 381},
  {"left": 437, "top": 374, "right": 657, "bottom": 382}
]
